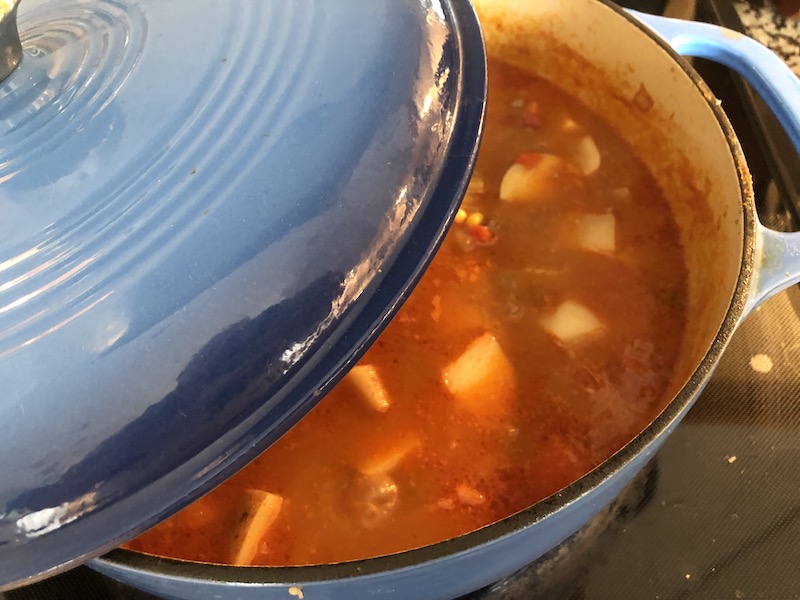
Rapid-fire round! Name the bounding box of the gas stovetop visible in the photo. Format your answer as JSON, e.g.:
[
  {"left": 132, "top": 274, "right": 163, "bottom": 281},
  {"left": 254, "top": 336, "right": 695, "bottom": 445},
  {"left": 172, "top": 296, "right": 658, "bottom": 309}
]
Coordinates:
[{"left": 6, "top": 1, "right": 799, "bottom": 599}]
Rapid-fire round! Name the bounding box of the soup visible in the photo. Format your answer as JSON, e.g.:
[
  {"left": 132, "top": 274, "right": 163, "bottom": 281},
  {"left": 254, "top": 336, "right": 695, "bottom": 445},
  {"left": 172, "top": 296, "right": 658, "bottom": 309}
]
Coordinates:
[{"left": 127, "top": 58, "right": 688, "bottom": 566}]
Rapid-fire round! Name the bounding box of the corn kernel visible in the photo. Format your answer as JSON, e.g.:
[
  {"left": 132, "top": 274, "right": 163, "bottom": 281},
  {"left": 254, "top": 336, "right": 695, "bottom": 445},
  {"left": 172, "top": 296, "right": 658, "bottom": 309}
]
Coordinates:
[
  {"left": 466, "top": 212, "right": 484, "bottom": 227},
  {"left": 455, "top": 209, "right": 468, "bottom": 224}
]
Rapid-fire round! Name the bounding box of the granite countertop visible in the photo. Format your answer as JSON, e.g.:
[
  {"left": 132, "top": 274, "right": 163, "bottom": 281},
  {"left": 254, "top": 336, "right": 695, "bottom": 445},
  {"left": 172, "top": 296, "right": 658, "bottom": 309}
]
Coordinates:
[{"left": 734, "top": 0, "right": 800, "bottom": 75}]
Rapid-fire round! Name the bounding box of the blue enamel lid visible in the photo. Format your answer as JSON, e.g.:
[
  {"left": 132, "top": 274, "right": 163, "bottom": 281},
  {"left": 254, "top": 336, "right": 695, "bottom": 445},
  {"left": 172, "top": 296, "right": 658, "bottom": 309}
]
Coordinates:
[{"left": 0, "top": 0, "right": 485, "bottom": 589}]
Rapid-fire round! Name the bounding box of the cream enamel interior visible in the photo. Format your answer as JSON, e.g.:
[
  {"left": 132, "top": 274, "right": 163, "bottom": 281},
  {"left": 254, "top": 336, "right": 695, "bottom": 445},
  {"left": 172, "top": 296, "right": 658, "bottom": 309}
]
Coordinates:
[{"left": 473, "top": 0, "right": 751, "bottom": 396}]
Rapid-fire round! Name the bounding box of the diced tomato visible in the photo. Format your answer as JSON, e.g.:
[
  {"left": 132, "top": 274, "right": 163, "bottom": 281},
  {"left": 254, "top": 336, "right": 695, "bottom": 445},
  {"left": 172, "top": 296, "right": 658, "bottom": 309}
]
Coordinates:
[
  {"left": 514, "top": 152, "right": 542, "bottom": 168},
  {"left": 468, "top": 224, "right": 494, "bottom": 244}
]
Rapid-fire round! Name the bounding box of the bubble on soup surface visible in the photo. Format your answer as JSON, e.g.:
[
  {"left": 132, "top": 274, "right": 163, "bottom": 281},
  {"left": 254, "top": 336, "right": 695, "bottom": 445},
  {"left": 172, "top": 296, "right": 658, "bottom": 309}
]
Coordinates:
[{"left": 349, "top": 472, "right": 399, "bottom": 527}]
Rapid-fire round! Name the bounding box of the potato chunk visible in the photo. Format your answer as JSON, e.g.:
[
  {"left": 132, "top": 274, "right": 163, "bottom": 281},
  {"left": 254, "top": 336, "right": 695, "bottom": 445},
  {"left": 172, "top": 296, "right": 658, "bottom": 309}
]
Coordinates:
[
  {"left": 466, "top": 174, "right": 486, "bottom": 195},
  {"left": 499, "top": 154, "right": 576, "bottom": 202},
  {"left": 232, "top": 490, "right": 283, "bottom": 566},
  {"left": 359, "top": 437, "right": 421, "bottom": 476},
  {"left": 573, "top": 135, "right": 601, "bottom": 175},
  {"left": 442, "top": 332, "right": 515, "bottom": 419},
  {"left": 578, "top": 213, "right": 615, "bottom": 254},
  {"left": 541, "top": 301, "right": 604, "bottom": 344},
  {"left": 346, "top": 365, "right": 390, "bottom": 413}
]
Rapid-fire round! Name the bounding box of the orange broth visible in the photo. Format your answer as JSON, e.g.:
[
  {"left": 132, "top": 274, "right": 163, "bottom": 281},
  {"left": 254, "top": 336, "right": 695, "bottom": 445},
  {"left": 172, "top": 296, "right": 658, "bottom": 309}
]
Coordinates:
[{"left": 127, "top": 59, "right": 688, "bottom": 566}]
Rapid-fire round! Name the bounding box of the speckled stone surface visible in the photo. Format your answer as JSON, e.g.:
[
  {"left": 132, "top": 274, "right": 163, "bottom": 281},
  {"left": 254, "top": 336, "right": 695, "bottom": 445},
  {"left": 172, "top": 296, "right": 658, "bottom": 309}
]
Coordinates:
[{"left": 734, "top": 0, "right": 800, "bottom": 75}]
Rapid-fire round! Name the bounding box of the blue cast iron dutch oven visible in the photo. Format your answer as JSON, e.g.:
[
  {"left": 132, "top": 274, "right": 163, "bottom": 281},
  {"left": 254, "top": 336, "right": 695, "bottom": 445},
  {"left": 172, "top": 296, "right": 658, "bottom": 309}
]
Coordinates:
[
  {"left": 3, "top": 0, "right": 800, "bottom": 598},
  {"left": 92, "top": 1, "right": 800, "bottom": 597}
]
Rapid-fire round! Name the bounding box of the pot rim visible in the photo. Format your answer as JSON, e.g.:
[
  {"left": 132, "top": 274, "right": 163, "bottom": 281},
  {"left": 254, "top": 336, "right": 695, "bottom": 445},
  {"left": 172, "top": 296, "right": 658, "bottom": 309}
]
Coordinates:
[{"left": 98, "top": 0, "right": 757, "bottom": 585}]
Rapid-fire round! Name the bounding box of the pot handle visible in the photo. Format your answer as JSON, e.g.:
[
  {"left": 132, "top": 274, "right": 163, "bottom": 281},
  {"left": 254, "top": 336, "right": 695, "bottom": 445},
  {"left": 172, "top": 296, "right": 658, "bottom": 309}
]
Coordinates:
[
  {"left": 631, "top": 12, "right": 800, "bottom": 153},
  {"left": 631, "top": 11, "right": 800, "bottom": 313}
]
